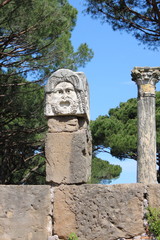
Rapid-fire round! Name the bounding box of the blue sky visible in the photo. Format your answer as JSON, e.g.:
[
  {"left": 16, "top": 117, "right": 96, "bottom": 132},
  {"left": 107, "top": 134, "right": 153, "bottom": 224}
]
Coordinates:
[{"left": 68, "top": 0, "right": 160, "bottom": 184}]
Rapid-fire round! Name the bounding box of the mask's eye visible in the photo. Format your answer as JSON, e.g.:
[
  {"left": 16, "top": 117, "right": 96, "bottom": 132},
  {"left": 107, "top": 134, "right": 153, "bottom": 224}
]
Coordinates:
[
  {"left": 58, "top": 90, "right": 63, "bottom": 94},
  {"left": 66, "top": 88, "right": 73, "bottom": 94}
]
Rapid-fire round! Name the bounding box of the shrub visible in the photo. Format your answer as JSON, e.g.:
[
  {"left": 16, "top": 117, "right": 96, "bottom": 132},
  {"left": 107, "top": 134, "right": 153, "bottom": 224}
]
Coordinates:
[
  {"left": 146, "top": 207, "right": 160, "bottom": 240},
  {"left": 68, "top": 233, "right": 78, "bottom": 240}
]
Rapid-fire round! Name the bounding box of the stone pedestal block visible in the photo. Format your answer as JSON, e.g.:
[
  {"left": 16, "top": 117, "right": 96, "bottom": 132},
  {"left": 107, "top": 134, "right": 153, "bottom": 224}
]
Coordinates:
[{"left": 45, "top": 130, "right": 92, "bottom": 184}]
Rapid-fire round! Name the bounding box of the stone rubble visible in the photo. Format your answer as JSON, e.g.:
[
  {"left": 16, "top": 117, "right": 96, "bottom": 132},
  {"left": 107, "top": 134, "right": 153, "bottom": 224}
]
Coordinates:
[
  {"left": 117, "top": 233, "right": 157, "bottom": 240},
  {"left": 48, "top": 235, "right": 59, "bottom": 240}
]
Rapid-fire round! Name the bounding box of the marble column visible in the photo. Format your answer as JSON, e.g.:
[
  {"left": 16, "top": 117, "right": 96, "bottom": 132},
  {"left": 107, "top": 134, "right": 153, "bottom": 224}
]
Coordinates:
[{"left": 132, "top": 67, "right": 160, "bottom": 183}]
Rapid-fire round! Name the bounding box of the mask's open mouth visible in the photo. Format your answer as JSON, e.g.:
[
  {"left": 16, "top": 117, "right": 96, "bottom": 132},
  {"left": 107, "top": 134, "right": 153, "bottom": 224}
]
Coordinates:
[{"left": 60, "top": 101, "right": 70, "bottom": 107}]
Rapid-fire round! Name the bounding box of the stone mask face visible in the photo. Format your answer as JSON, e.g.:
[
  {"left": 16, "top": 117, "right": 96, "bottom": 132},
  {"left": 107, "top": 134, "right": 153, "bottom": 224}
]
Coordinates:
[
  {"left": 45, "top": 69, "right": 90, "bottom": 120},
  {"left": 50, "top": 82, "right": 79, "bottom": 115}
]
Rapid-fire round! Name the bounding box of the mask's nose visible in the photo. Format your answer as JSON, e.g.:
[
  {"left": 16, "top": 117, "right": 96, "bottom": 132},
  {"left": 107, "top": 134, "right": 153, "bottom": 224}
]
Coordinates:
[{"left": 61, "top": 90, "right": 69, "bottom": 99}]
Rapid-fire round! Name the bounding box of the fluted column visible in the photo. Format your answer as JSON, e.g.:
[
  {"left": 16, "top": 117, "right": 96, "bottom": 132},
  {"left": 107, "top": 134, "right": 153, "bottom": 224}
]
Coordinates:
[{"left": 132, "top": 67, "right": 160, "bottom": 183}]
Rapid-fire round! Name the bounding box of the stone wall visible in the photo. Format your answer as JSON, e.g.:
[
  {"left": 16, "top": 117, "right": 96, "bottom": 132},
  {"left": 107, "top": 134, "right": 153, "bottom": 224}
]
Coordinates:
[
  {"left": 1, "top": 184, "right": 160, "bottom": 240},
  {"left": 0, "top": 185, "right": 52, "bottom": 240}
]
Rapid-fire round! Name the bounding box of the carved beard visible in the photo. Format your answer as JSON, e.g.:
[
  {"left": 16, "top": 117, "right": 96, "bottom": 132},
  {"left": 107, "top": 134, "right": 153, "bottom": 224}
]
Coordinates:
[{"left": 51, "top": 97, "right": 79, "bottom": 115}]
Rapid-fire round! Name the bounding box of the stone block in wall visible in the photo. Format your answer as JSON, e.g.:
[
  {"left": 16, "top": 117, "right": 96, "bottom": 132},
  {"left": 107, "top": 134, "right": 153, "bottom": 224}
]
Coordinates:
[
  {"left": 53, "top": 183, "right": 145, "bottom": 240},
  {"left": 0, "top": 185, "right": 51, "bottom": 240},
  {"left": 45, "top": 129, "right": 92, "bottom": 184},
  {"left": 147, "top": 184, "right": 160, "bottom": 207}
]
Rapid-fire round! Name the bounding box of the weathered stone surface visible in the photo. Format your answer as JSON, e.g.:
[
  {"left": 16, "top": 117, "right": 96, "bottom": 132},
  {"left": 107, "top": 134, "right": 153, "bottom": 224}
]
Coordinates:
[
  {"left": 0, "top": 185, "right": 51, "bottom": 240},
  {"left": 137, "top": 96, "right": 157, "bottom": 183},
  {"left": 132, "top": 67, "right": 160, "bottom": 184},
  {"left": 45, "top": 129, "right": 92, "bottom": 184},
  {"left": 53, "top": 184, "right": 145, "bottom": 240},
  {"left": 147, "top": 184, "right": 160, "bottom": 207},
  {"left": 47, "top": 116, "right": 88, "bottom": 133},
  {"left": 1, "top": 184, "right": 160, "bottom": 240},
  {"left": 54, "top": 186, "right": 77, "bottom": 239},
  {"left": 45, "top": 69, "right": 90, "bottom": 121}
]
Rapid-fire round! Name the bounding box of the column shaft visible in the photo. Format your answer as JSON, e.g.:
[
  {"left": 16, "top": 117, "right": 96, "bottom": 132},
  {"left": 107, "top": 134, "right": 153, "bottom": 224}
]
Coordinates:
[
  {"left": 137, "top": 95, "right": 157, "bottom": 183},
  {"left": 132, "top": 67, "right": 160, "bottom": 184}
]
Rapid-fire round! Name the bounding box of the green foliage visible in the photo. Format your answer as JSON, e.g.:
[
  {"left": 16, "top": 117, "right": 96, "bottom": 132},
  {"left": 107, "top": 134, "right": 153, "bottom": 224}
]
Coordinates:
[
  {"left": 91, "top": 92, "right": 160, "bottom": 160},
  {"left": 0, "top": 0, "right": 93, "bottom": 76},
  {"left": 84, "top": 0, "right": 160, "bottom": 48},
  {"left": 91, "top": 157, "right": 122, "bottom": 183},
  {"left": 90, "top": 98, "right": 137, "bottom": 183},
  {"left": 0, "top": 71, "right": 47, "bottom": 184},
  {"left": 90, "top": 98, "right": 138, "bottom": 160},
  {"left": 91, "top": 92, "right": 160, "bottom": 182},
  {"left": 68, "top": 233, "right": 78, "bottom": 240},
  {"left": 146, "top": 207, "right": 160, "bottom": 240},
  {"left": 0, "top": 0, "right": 93, "bottom": 184}
]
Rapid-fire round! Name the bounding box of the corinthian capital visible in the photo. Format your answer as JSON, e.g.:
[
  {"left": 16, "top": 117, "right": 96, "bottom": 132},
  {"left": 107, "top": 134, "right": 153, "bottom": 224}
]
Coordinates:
[
  {"left": 131, "top": 67, "right": 160, "bottom": 97},
  {"left": 132, "top": 67, "right": 160, "bottom": 85}
]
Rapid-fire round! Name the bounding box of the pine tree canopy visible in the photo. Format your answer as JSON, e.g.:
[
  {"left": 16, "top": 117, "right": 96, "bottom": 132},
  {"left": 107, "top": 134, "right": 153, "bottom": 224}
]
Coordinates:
[
  {"left": 0, "top": 0, "right": 93, "bottom": 184},
  {"left": 84, "top": 0, "right": 160, "bottom": 48},
  {"left": 91, "top": 92, "right": 160, "bottom": 181}
]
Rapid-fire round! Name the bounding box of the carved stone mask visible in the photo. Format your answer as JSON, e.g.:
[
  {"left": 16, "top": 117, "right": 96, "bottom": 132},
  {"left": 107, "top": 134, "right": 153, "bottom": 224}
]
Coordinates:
[
  {"left": 50, "top": 82, "right": 78, "bottom": 115},
  {"left": 44, "top": 69, "right": 90, "bottom": 120}
]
